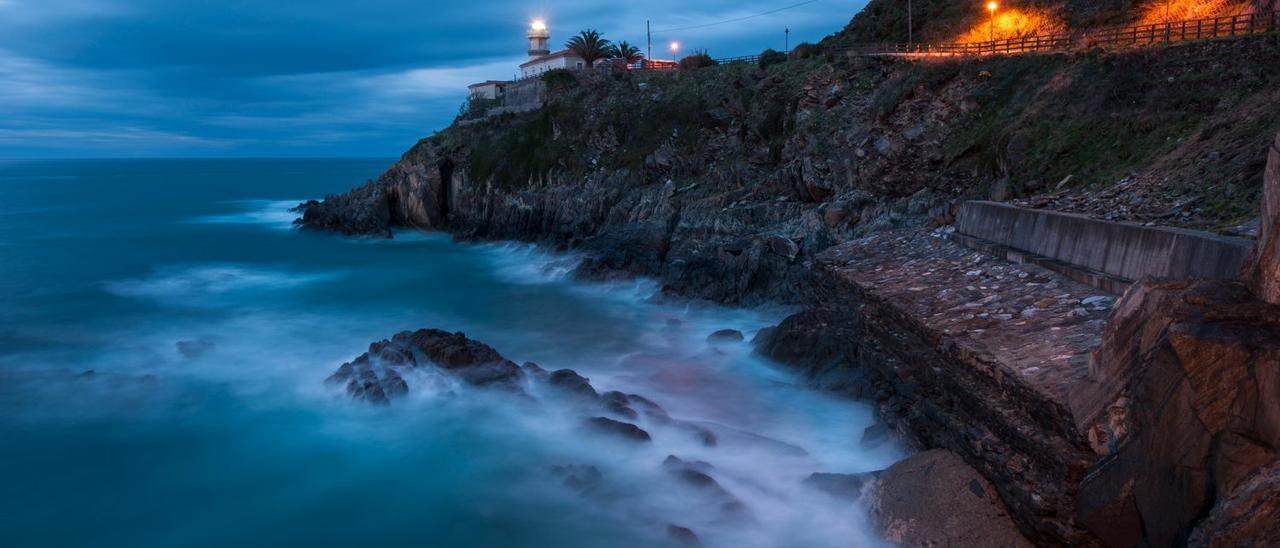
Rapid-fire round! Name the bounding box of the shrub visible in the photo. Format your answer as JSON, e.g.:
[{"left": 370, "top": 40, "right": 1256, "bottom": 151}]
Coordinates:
[
  {"left": 789, "top": 42, "right": 818, "bottom": 60},
  {"left": 758, "top": 49, "right": 787, "bottom": 69},
  {"left": 679, "top": 51, "right": 718, "bottom": 71},
  {"left": 540, "top": 68, "right": 577, "bottom": 91}
]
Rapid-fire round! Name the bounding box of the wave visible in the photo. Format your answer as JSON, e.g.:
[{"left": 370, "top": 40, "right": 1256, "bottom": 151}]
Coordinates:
[
  {"left": 188, "top": 199, "right": 301, "bottom": 230},
  {"left": 105, "top": 264, "right": 339, "bottom": 302}
]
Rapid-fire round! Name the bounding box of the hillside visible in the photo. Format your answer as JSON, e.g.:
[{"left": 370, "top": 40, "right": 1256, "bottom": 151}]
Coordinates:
[{"left": 296, "top": 31, "right": 1280, "bottom": 547}]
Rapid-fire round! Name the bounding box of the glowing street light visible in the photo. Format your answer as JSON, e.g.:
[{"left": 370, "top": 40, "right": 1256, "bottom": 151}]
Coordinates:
[
  {"left": 669, "top": 41, "right": 680, "bottom": 54},
  {"left": 986, "top": 2, "right": 998, "bottom": 42}
]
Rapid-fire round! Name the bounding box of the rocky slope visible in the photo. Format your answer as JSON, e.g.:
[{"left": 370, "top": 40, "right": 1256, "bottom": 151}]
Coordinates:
[{"left": 297, "top": 35, "right": 1280, "bottom": 547}]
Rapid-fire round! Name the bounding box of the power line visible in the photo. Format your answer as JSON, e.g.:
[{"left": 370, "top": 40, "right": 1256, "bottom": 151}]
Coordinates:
[{"left": 651, "top": 0, "right": 824, "bottom": 33}]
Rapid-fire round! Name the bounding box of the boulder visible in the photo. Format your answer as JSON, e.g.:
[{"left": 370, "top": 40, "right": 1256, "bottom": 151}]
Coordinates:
[
  {"left": 766, "top": 235, "right": 799, "bottom": 261},
  {"left": 706, "top": 329, "right": 745, "bottom": 343},
  {"left": 548, "top": 369, "right": 599, "bottom": 400},
  {"left": 1245, "top": 132, "right": 1280, "bottom": 304},
  {"left": 326, "top": 329, "right": 526, "bottom": 402},
  {"left": 1070, "top": 279, "right": 1280, "bottom": 546},
  {"left": 867, "top": 449, "right": 1033, "bottom": 547},
  {"left": 584, "top": 417, "right": 652, "bottom": 443}
]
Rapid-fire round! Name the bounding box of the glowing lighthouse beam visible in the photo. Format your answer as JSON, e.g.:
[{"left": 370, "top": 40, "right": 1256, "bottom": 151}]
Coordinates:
[{"left": 531, "top": 19, "right": 547, "bottom": 31}]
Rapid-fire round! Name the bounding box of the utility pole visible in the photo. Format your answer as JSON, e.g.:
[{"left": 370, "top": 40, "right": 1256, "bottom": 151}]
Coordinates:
[
  {"left": 647, "top": 20, "right": 652, "bottom": 66},
  {"left": 785, "top": 28, "right": 790, "bottom": 52}
]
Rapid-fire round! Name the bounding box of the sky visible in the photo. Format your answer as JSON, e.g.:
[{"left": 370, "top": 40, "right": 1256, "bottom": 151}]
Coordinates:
[{"left": 0, "top": 0, "right": 868, "bottom": 158}]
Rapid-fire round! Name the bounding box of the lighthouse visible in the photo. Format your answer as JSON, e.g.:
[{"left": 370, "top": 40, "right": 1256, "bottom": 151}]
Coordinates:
[{"left": 528, "top": 20, "right": 550, "bottom": 59}]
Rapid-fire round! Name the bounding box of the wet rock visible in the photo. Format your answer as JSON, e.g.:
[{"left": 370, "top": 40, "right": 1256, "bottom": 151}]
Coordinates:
[
  {"left": 599, "top": 391, "right": 639, "bottom": 420},
  {"left": 706, "top": 329, "right": 744, "bottom": 343},
  {"left": 803, "top": 472, "right": 876, "bottom": 501},
  {"left": 663, "top": 455, "right": 752, "bottom": 520},
  {"left": 867, "top": 449, "right": 1032, "bottom": 547},
  {"left": 665, "top": 524, "right": 702, "bottom": 546},
  {"left": 584, "top": 417, "right": 652, "bottom": 443},
  {"left": 327, "top": 329, "right": 526, "bottom": 401},
  {"left": 548, "top": 369, "right": 599, "bottom": 400}
]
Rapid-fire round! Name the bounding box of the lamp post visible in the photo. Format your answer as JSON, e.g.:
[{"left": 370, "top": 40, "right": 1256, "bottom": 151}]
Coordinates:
[
  {"left": 670, "top": 41, "right": 680, "bottom": 56},
  {"left": 987, "top": 2, "right": 998, "bottom": 42},
  {"left": 908, "top": 0, "right": 913, "bottom": 44},
  {"left": 785, "top": 28, "right": 790, "bottom": 53}
]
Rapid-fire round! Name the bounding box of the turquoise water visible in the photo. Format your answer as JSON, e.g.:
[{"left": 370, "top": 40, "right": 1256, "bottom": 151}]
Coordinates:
[{"left": 0, "top": 159, "right": 901, "bottom": 547}]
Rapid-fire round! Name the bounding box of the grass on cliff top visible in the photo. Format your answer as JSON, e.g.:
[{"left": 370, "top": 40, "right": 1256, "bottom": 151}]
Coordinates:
[{"left": 454, "top": 60, "right": 820, "bottom": 190}]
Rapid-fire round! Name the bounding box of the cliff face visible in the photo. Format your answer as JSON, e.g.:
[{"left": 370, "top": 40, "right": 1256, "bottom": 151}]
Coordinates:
[{"left": 297, "top": 36, "right": 1280, "bottom": 547}]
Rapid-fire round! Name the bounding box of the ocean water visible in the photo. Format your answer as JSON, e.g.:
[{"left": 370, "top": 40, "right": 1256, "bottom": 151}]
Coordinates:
[{"left": 0, "top": 158, "right": 903, "bottom": 547}]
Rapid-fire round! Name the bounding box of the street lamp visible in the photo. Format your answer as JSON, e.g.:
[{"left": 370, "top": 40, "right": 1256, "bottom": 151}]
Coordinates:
[
  {"left": 986, "top": 2, "right": 998, "bottom": 42},
  {"left": 670, "top": 41, "right": 680, "bottom": 54}
]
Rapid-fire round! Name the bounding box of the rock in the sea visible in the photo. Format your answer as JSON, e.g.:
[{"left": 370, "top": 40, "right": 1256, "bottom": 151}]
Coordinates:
[
  {"left": 584, "top": 416, "right": 652, "bottom": 443},
  {"left": 867, "top": 449, "right": 1032, "bottom": 547},
  {"left": 665, "top": 524, "right": 702, "bottom": 546},
  {"left": 326, "top": 329, "right": 526, "bottom": 402},
  {"left": 548, "top": 369, "right": 599, "bottom": 400},
  {"left": 706, "top": 329, "right": 744, "bottom": 343}
]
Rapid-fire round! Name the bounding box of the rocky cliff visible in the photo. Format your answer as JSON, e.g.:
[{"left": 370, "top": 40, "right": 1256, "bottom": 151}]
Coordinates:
[{"left": 297, "top": 35, "right": 1280, "bottom": 547}]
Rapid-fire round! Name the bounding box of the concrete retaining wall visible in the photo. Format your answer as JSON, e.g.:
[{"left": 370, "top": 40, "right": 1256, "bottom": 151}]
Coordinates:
[{"left": 956, "top": 201, "right": 1254, "bottom": 283}]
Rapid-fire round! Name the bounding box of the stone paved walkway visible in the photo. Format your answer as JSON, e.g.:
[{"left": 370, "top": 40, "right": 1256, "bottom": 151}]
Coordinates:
[{"left": 816, "top": 228, "right": 1113, "bottom": 405}]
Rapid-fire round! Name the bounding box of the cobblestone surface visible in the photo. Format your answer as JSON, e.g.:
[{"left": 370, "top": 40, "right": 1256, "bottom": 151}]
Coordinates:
[{"left": 816, "top": 228, "right": 1111, "bottom": 404}]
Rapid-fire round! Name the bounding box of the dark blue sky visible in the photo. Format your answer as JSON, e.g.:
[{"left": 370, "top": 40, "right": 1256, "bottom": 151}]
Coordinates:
[{"left": 0, "top": 0, "right": 867, "bottom": 158}]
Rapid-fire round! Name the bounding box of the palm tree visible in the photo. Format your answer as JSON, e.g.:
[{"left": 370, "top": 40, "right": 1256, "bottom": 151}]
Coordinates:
[
  {"left": 566, "top": 29, "right": 613, "bottom": 68},
  {"left": 609, "top": 41, "right": 645, "bottom": 65}
]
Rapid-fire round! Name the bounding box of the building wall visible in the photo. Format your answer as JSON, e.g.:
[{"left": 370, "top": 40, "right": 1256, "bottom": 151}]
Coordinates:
[
  {"left": 468, "top": 84, "right": 503, "bottom": 101},
  {"left": 521, "top": 55, "right": 586, "bottom": 78}
]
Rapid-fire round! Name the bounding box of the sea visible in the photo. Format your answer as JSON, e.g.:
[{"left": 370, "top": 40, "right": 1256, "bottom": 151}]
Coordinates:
[{"left": 0, "top": 158, "right": 902, "bottom": 547}]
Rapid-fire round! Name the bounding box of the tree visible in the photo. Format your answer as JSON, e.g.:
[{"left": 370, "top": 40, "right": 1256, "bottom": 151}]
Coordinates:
[
  {"left": 566, "top": 29, "right": 614, "bottom": 68},
  {"left": 609, "top": 41, "right": 645, "bottom": 65}
]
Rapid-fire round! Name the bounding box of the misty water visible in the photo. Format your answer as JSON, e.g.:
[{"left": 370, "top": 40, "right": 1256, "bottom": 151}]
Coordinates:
[{"left": 0, "top": 159, "right": 903, "bottom": 547}]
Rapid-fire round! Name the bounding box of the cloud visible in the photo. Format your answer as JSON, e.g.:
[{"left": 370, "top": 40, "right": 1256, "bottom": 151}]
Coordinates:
[{"left": 0, "top": 0, "right": 867, "bottom": 158}]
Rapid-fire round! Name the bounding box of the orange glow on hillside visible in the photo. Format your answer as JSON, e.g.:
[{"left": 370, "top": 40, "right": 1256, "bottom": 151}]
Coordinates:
[
  {"left": 1136, "top": 0, "right": 1251, "bottom": 25},
  {"left": 955, "top": 7, "right": 1066, "bottom": 43}
]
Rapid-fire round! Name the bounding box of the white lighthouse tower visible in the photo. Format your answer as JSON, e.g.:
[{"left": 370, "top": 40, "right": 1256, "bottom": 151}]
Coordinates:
[{"left": 528, "top": 20, "right": 550, "bottom": 60}]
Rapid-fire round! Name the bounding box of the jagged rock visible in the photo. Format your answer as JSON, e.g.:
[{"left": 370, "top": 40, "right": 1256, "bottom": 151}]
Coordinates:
[
  {"left": 548, "top": 369, "right": 599, "bottom": 400},
  {"left": 326, "top": 329, "right": 525, "bottom": 401},
  {"left": 706, "top": 329, "right": 744, "bottom": 343},
  {"left": 1245, "top": 132, "right": 1280, "bottom": 304},
  {"left": 1071, "top": 279, "right": 1280, "bottom": 547},
  {"left": 294, "top": 182, "right": 393, "bottom": 237},
  {"left": 867, "top": 450, "right": 1033, "bottom": 547},
  {"left": 766, "top": 235, "right": 799, "bottom": 261},
  {"left": 599, "top": 390, "right": 640, "bottom": 420},
  {"left": 584, "top": 416, "right": 652, "bottom": 442}
]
